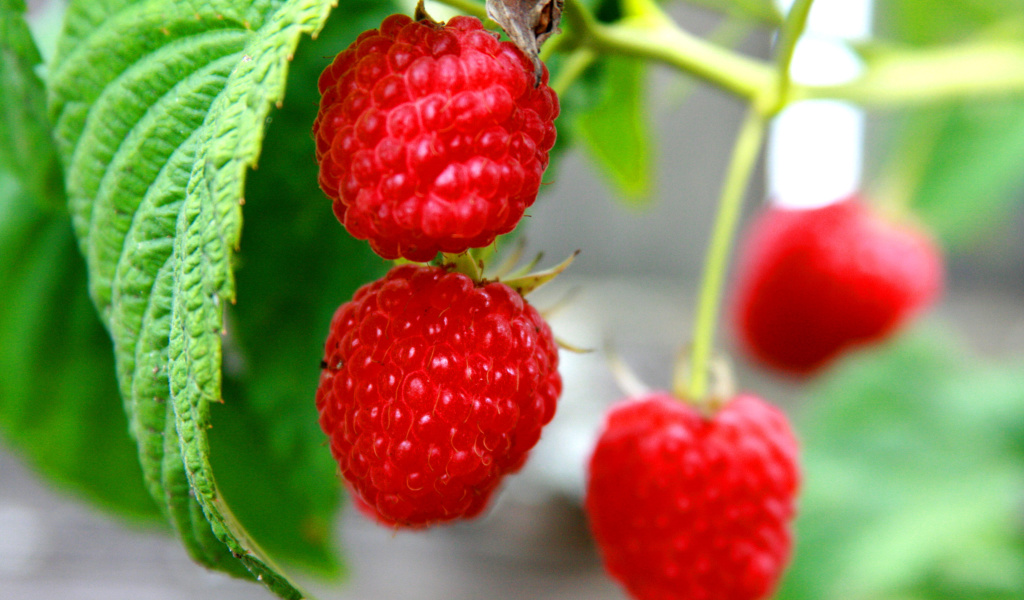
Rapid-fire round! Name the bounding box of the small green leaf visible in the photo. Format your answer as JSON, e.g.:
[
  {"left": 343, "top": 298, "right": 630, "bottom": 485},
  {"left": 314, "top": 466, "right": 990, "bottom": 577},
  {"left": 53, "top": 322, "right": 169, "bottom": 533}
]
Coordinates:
[
  {"left": 777, "top": 325, "right": 1024, "bottom": 600},
  {"left": 0, "top": 0, "right": 63, "bottom": 209},
  {"left": 573, "top": 56, "right": 655, "bottom": 205}
]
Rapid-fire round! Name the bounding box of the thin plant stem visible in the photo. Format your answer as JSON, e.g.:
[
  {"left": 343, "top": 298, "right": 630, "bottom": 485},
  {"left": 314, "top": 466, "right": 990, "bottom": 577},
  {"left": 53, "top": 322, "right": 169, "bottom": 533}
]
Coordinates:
[
  {"left": 771, "top": 0, "right": 816, "bottom": 112},
  {"left": 793, "top": 40, "right": 1024, "bottom": 105},
  {"left": 682, "top": 108, "right": 767, "bottom": 403},
  {"left": 563, "top": 0, "right": 776, "bottom": 104},
  {"left": 550, "top": 47, "right": 598, "bottom": 96},
  {"left": 681, "top": 0, "right": 816, "bottom": 404}
]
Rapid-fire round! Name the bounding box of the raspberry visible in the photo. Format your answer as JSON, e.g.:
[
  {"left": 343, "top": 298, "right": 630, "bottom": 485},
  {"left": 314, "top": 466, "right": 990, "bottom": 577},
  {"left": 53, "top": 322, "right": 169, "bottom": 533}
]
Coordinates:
[
  {"left": 313, "top": 14, "right": 560, "bottom": 262},
  {"left": 731, "top": 197, "right": 943, "bottom": 375},
  {"left": 586, "top": 393, "right": 800, "bottom": 600},
  {"left": 315, "top": 264, "right": 562, "bottom": 527}
]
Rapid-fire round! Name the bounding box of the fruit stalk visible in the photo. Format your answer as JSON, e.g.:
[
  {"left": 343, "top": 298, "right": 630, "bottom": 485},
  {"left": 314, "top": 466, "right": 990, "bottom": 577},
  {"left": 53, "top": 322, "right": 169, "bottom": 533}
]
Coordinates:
[
  {"left": 549, "top": 46, "right": 597, "bottom": 97},
  {"left": 684, "top": 108, "right": 766, "bottom": 402},
  {"left": 684, "top": 0, "right": 815, "bottom": 402},
  {"left": 769, "top": 0, "right": 816, "bottom": 113}
]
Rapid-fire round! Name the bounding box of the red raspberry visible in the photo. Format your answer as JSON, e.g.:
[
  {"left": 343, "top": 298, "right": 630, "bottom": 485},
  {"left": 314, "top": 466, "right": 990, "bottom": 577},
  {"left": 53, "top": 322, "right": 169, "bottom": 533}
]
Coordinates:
[
  {"left": 313, "top": 14, "right": 560, "bottom": 262},
  {"left": 731, "top": 197, "right": 943, "bottom": 375},
  {"left": 586, "top": 393, "right": 800, "bottom": 600},
  {"left": 315, "top": 264, "right": 562, "bottom": 527}
]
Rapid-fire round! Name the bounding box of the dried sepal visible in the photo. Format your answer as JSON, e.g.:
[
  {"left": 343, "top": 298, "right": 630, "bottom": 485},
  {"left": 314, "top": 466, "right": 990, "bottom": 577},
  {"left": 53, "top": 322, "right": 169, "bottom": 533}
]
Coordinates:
[
  {"left": 500, "top": 249, "right": 579, "bottom": 296},
  {"left": 486, "top": 0, "right": 564, "bottom": 84}
]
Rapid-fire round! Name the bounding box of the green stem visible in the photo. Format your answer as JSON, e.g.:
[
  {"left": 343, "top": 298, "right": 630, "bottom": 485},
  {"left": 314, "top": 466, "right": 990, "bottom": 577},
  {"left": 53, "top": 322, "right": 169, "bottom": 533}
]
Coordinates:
[
  {"left": 564, "top": 0, "right": 776, "bottom": 103},
  {"left": 680, "top": 0, "right": 813, "bottom": 403},
  {"left": 550, "top": 47, "right": 597, "bottom": 97},
  {"left": 539, "top": 25, "right": 570, "bottom": 62},
  {"left": 770, "top": 0, "right": 816, "bottom": 113},
  {"left": 792, "top": 39, "right": 1024, "bottom": 105},
  {"left": 683, "top": 108, "right": 767, "bottom": 403}
]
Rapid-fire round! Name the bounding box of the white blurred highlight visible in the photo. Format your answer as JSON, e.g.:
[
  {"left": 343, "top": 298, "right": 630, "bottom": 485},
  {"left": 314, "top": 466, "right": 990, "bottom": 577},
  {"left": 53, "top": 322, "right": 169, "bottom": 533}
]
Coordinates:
[
  {"left": 768, "top": 0, "right": 873, "bottom": 209},
  {"left": 768, "top": 101, "right": 865, "bottom": 208}
]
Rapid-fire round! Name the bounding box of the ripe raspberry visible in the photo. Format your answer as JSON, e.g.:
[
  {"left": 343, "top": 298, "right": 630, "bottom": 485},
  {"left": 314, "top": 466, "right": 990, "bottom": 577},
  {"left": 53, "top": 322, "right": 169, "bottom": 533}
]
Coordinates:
[
  {"left": 315, "top": 264, "right": 562, "bottom": 527},
  {"left": 314, "top": 14, "right": 560, "bottom": 262},
  {"left": 586, "top": 393, "right": 800, "bottom": 600},
  {"left": 731, "top": 197, "right": 943, "bottom": 375}
]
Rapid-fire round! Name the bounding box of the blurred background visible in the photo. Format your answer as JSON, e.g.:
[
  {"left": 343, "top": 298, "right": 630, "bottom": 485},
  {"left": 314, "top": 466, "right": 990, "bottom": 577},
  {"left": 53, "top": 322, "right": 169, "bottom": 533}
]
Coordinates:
[{"left": 2, "top": 0, "right": 1023, "bottom": 598}]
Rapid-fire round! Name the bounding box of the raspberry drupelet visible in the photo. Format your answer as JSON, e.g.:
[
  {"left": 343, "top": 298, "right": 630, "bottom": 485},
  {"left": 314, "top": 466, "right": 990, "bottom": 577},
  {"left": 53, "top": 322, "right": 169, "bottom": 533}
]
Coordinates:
[{"left": 314, "top": 14, "right": 560, "bottom": 262}]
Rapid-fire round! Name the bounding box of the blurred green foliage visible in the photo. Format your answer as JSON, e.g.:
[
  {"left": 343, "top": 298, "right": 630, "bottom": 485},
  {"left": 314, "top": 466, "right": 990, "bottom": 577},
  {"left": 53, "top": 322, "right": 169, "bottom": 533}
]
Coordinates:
[
  {"left": 684, "top": 0, "right": 782, "bottom": 25},
  {"left": 0, "top": 173, "right": 162, "bottom": 521},
  {"left": 779, "top": 325, "right": 1024, "bottom": 600},
  {"left": 873, "top": 0, "right": 1024, "bottom": 247},
  {"left": 0, "top": 0, "right": 63, "bottom": 211}
]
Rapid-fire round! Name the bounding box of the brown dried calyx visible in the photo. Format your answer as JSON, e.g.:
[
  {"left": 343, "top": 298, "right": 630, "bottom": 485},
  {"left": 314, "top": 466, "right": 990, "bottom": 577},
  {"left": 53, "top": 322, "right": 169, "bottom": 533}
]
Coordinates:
[{"left": 486, "top": 0, "right": 564, "bottom": 85}]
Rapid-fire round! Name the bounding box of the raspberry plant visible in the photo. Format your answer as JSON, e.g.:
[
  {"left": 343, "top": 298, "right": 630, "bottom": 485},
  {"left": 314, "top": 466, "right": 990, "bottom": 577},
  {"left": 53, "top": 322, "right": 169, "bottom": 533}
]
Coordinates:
[{"left": 2, "top": 0, "right": 1024, "bottom": 599}]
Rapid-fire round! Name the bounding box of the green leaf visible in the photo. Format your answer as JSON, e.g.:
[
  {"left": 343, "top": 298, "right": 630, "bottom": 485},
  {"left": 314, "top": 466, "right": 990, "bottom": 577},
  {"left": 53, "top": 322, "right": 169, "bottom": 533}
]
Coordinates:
[
  {"left": 48, "top": 0, "right": 265, "bottom": 582},
  {"left": 45, "top": 0, "right": 384, "bottom": 595},
  {"left": 0, "top": 0, "right": 64, "bottom": 209},
  {"left": 869, "top": 0, "right": 1024, "bottom": 246},
  {"left": 914, "top": 101, "right": 1024, "bottom": 246},
  {"left": 777, "top": 325, "right": 1024, "bottom": 600},
  {"left": 208, "top": 1, "right": 390, "bottom": 578},
  {"left": 573, "top": 56, "right": 655, "bottom": 205},
  {"left": 875, "top": 100, "right": 1024, "bottom": 247},
  {"left": 0, "top": 173, "right": 160, "bottom": 522}
]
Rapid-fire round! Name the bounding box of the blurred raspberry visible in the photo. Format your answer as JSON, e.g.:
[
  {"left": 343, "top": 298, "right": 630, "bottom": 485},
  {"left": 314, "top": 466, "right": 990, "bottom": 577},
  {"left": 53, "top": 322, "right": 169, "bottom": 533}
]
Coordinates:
[{"left": 731, "top": 198, "right": 943, "bottom": 374}]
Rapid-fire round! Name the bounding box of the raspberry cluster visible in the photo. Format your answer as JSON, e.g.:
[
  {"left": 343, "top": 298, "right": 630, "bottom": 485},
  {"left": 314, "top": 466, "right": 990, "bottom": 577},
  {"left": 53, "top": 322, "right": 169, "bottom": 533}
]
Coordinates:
[
  {"left": 586, "top": 393, "right": 800, "bottom": 600},
  {"left": 316, "top": 265, "right": 561, "bottom": 526},
  {"left": 314, "top": 14, "right": 559, "bottom": 261},
  {"left": 312, "top": 12, "right": 564, "bottom": 529}
]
